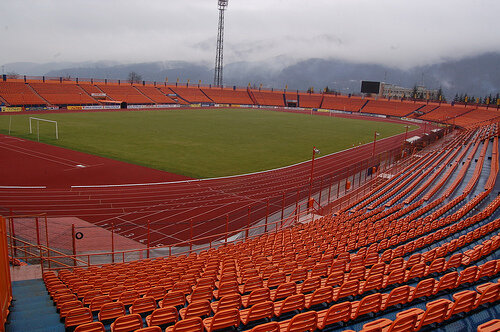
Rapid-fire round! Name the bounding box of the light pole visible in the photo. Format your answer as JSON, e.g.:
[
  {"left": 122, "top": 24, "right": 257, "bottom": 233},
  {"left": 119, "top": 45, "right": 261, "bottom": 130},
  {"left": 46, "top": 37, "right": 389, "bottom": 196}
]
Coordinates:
[
  {"left": 308, "top": 146, "right": 320, "bottom": 205},
  {"left": 401, "top": 125, "right": 410, "bottom": 157},
  {"left": 214, "top": 0, "right": 229, "bottom": 87},
  {"left": 372, "top": 131, "right": 380, "bottom": 157}
]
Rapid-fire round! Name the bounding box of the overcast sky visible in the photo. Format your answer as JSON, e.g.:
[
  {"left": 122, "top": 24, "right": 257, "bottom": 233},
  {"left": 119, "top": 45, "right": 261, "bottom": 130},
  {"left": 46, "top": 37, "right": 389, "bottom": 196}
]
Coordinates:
[{"left": 1, "top": 0, "right": 499, "bottom": 69}]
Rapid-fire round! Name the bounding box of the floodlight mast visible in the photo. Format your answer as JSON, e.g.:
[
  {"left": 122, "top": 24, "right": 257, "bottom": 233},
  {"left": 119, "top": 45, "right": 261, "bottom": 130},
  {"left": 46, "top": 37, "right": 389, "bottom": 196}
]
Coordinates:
[{"left": 214, "top": 0, "right": 228, "bottom": 87}]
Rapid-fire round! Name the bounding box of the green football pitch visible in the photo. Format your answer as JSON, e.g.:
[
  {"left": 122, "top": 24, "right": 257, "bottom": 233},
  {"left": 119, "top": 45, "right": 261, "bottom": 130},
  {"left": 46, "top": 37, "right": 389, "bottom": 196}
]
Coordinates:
[{"left": 0, "top": 109, "right": 416, "bottom": 178}]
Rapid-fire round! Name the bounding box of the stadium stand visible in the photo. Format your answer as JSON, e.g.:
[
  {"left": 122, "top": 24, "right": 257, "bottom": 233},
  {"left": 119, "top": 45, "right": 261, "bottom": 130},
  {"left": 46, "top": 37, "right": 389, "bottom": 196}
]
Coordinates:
[
  {"left": 0, "top": 81, "right": 48, "bottom": 106},
  {"left": 96, "top": 84, "right": 154, "bottom": 104},
  {"left": 321, "top": 94, "right": 366, "bottom": 112},
  {"left": 0, "top": 78, "right": 498, "bottom": 131},
  {"left": 419, "top": 105, "right": 473, "bottom": 123},
  {"left": 413, "top": 104, "right": 440, "bottom": 116},
  {"left": 361, "top": 99, "right": 422, "bottom": 118},
  {"left": 133, "top": 86, "right": 178, "bottom": 104},
  {"left": 297, "top": 93, "right": 323, "bottom": 109},
  {"left": 201, "top": 87, "right": 254, "bottom": 105},
  {"left": 250, "top": 90, "right": 286, "bottom": 107},
  {"left": 29, "top": 82, "right": 98, "bottom": 105},
  {"left": 3, "top": 119, "right": 496, "bottom": 332},
  {"left": 451, "top": 108, "right": 500, "bottom": 128},
  {"left": 168, "top": 87, "right": 213, "bottom": 104},
  {"left": 283, "top": 92, "right": 299, "bottom": 107},
  {"left": 154, "top": 87, "right": 189, "bottom": 105},
  {"left": 78, "top": 83, "right": 111, "bottom": 101}
]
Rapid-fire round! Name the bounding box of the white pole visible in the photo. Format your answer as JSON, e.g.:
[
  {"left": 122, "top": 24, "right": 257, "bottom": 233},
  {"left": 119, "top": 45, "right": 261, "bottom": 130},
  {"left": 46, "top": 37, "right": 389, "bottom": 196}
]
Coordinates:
[
  {"left": 8, "top": 116, "right": 11, "bottom": 135},
  {"left": 55, "top": 122, "right": 58, "bottom": 140},
  {"left": 37, "top": 120, "right": 39, "bottom": 142},
  {"left": 29, "top": 117, "right": 32, "bottom": 134}
]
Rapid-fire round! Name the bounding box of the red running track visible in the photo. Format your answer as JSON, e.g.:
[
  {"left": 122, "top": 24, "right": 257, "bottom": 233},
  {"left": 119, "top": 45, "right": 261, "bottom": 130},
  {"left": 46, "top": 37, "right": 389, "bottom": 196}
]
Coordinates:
[
  {"left": 0, "top": 135, "right": 191, "bottom": 187},
  {"left": 0, "top": 112, "right": 429, "bottom": 246}
]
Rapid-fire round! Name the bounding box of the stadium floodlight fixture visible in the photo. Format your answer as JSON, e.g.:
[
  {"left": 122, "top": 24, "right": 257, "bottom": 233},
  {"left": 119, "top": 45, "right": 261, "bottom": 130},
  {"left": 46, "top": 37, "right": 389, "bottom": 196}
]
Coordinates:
[{"left": 218, "top": 0, "right": 228, "bottom": 9}]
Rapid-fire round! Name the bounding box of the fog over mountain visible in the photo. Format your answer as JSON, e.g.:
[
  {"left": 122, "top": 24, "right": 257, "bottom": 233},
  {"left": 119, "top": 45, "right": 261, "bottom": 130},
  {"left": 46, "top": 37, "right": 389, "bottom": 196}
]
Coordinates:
[{"left": 3, "top": 53, "right": 500, "bottom": 100}]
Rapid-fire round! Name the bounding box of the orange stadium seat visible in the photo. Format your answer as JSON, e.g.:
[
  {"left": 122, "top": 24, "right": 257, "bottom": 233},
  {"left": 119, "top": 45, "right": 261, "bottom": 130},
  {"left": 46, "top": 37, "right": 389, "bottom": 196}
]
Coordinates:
[
  {"left": 65, "top": 307, "right": 93, "bottom": 329},
  {"left": 202, "top": 308, "right": 240, "bottom": 332},
  {"left": 165, "top": 317, "right": 204, "bottom": 332},
  {"left": 110, "top": 313, "right": 143, "bottom": 332},
  {"left": 179, "top": 300, "right": 211, "bottom": 320},
  {"left": 74, "top": 321, "right": 106, "bottom": 332},
  {"left": 239, "top": 300, "right": 274, "bottom": 327},
  {"left": 145, "top": 305, "right": 178, "bottom": 327},
  {"left": 249, "top": 321, "right": 280, "bottom": 332}
]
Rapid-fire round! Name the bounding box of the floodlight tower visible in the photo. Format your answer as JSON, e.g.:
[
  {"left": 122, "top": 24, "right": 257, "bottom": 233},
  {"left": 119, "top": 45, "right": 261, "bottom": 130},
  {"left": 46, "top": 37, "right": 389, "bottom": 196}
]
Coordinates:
[{"left": 214, "top": 0, "right": 228, "bottom": 87}]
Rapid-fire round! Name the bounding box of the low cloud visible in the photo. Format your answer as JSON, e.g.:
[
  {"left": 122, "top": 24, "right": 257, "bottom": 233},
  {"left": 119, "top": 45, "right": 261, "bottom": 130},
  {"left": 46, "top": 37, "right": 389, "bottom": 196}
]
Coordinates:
[{"left": 0, "top": 0, "right": 499, "bottom": 69}]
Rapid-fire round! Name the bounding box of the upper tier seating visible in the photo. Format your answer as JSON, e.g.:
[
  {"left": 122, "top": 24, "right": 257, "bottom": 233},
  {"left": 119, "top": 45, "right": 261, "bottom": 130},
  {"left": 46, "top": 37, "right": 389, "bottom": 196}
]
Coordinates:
[
  {"left": 29, "top": 83, "right": 97, "bottom": 105},
  {"left": 419, "top": 105, "right": 473, "bottom": 122},
  {"left": 1, "top": 79, "right": 498, "bottom": 132},
  {"left": 297, "top": 93, "right": 322, "bottom": 108},
  {"left": 96, "top": 84, "right": 153, "bottom": 104},
  {"left": 201, "top": 88, "right": 254, "bottom": 105},
  {"left": 361, "top": 99, "right": 422, "bottom": 117},
  {"left": 156, "top": 87, "right": 189, "bottom": 105},
  {"left": 321, "top": 95, "right": 366, "bottom": 112},
  {"left": 169, "top": 87, "right": 213, "bottom": 103},
  {"left": 133, "top": 86, "right": 177, "bottom": 104},
  {"left": 0, "top": 82, "right": 47, "bottom": 106},
  {"left": 250, "top": 90, "right": 285, "bottom": 107},
  {"left": 451, "top": 108, "right": 500, "bottom": 128},
  {"left": 78, "top": 84, "right": 108, "bottom": 99}
]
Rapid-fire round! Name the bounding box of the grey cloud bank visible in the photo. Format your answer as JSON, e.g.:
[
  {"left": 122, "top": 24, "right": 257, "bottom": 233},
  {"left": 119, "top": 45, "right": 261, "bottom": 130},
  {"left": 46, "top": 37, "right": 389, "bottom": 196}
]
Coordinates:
[{"left": 1, "top": 0, "right": 499, "bottom": 68}]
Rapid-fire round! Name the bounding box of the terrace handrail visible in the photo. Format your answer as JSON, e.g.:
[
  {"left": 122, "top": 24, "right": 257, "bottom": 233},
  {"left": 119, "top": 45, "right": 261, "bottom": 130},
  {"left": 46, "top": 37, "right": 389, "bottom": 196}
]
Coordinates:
[
  {"left": 26, "top": 198, "right": 316, "bottom": 272},
  {"left": 5, "top": 233, "right": 88, "bottom": 268}
]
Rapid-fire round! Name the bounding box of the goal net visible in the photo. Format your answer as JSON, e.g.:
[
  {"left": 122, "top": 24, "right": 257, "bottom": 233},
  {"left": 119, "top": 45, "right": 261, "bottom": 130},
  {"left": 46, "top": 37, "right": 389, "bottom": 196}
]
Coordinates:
[{"left": 29, "top": 117, "right": 59, "bottom": 141}]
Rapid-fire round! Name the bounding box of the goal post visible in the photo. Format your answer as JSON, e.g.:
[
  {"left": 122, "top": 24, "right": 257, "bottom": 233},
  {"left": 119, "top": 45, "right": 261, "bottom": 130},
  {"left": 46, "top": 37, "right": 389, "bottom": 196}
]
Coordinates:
[{"left": 29, "top": 117, "right": 59, "bottom": 141}]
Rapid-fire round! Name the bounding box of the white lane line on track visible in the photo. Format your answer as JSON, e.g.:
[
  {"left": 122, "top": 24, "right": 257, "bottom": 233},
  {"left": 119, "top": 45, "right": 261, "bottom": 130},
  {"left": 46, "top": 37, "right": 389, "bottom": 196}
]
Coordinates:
[
  {"left": 0, "top": 186, "right": 46, "bottom": 189},
  {"left": 0, "top": 141, "right": 85, "bottom": 168},
  {"left": 2, "top": 136, "right": 25, "bottom": 142}
]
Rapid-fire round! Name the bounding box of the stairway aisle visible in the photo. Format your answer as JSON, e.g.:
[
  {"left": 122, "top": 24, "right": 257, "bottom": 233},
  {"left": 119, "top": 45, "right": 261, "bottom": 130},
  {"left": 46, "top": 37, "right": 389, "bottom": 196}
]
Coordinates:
[{"left": 6, "top": 279, "right": 63, "bottom": 332}]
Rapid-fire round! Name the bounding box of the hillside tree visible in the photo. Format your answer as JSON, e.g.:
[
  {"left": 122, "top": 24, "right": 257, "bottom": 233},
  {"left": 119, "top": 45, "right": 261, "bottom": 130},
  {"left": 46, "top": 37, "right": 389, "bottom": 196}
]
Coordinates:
[{"left": 128, "top": 71, "right": 142, "bottom": 84}]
